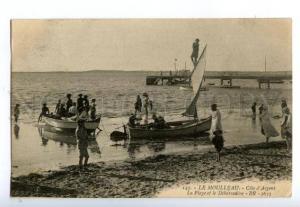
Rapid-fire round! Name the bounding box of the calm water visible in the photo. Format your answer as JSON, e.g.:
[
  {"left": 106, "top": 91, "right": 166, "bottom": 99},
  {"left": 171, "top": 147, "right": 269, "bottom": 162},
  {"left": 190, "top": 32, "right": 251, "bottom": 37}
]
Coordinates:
[{"left": 11, "top": 71, "right": 292, "bottom": 176}]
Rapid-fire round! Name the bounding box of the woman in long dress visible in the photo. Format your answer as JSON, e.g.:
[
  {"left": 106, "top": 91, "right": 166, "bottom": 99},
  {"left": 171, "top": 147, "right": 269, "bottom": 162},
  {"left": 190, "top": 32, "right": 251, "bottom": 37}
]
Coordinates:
[
  {"left": 281, "top": 101, "right": 292, "bottom": 151},
  {"left": 259, "top": 105, "right": 279, "bottom": 143}
]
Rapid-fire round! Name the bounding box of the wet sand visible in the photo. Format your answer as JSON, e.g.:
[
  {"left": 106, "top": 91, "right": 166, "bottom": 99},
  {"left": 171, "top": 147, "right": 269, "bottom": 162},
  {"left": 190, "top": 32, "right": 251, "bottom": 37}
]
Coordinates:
[{"left": 11, "top": 140, "right": 291, "bottom": 198}]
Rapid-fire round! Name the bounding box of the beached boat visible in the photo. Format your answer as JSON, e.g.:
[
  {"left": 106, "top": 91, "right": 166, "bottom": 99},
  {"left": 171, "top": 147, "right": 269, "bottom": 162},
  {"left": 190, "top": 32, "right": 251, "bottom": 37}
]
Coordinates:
[
  {"left": 128, "top": 45, "right": 211, "bottom": 139},
  {"left": 43, "top": 115, "right": 101, "bottom": 130},
  {"left": 128, "top": 117, "right": 211, "bottom": 139}
]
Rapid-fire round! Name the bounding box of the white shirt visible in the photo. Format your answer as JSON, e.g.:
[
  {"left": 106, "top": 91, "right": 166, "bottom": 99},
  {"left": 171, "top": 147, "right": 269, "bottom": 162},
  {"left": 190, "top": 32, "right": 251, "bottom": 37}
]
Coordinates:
[
  {"left": 69, "top": 106, "right": 77, "bottom": 114},
  {"left": 211, "top": 109, "right": 222, "bottom": 133}
]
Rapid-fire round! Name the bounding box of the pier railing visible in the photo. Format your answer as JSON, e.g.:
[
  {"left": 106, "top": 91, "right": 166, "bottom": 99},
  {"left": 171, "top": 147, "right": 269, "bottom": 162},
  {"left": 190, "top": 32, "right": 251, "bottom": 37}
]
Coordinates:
[{"left": 146, "top": 70, "right": 292, "bottom": 88}]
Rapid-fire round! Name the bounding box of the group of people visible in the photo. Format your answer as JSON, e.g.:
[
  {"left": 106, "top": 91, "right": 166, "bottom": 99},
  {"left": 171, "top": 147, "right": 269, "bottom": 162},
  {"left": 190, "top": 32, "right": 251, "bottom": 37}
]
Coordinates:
[
  {"left": 38, "top": 93, "right": 97, "bottom": 121},
  {"left": 134, "top": 93, "right": 153, "bottom": 116},
  {"left": 251, "top": 99, "right": 292, "bottom": 151},
  {"left": 209, "top": 99, "right": 293, "bottom": 162}
]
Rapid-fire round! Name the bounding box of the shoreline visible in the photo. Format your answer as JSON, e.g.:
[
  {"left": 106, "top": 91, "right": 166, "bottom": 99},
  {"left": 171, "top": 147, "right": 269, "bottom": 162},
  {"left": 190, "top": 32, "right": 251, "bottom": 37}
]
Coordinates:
[{"left": 11, "top": 140, "right": 292, "bottom": 198}]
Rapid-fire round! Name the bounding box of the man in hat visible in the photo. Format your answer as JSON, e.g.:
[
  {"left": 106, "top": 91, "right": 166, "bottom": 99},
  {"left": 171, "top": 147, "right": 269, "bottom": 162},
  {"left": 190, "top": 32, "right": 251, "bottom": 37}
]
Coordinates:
[
  {"left": 77, "top": 94, "right": 84, "bottom": 113},
  {"left": 66, "top": 94, "right": 73, "bottom": 113},
  {"left": 191, "top": 38, "right": 200, "bottom": 66},
  {"left": 75, "top": 119, "right": 89, "bottom": 169}
]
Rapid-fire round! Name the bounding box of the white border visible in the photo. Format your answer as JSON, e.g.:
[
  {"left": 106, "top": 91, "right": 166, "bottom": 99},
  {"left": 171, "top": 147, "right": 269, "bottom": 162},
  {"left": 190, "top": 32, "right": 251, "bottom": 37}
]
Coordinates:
[{"left": 1, "top": 0, "right": 299, "bottom": 206}]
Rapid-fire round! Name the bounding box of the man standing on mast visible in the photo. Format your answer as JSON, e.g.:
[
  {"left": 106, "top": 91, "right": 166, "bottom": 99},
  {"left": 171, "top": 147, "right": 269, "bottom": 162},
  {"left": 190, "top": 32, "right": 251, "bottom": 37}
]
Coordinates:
[{"left": 191, "top": 38, "right": 200, "bottom": 66}]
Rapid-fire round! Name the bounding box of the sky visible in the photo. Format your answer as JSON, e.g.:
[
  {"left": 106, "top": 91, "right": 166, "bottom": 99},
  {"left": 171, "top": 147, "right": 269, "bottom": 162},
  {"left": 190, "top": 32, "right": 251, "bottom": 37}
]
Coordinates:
[{"left": 11, "top": 19, "right": 292, "bottom": 72}]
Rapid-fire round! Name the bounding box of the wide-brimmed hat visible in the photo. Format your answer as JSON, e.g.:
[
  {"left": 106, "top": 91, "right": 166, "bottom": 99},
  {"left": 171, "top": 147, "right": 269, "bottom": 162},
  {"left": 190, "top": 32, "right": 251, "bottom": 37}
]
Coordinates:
[
  {"left": 142, "top": 92, "right": 148, "bottom": 97},
  {"left": 78, "top": 94, "right": 83, "bottom": 97}
]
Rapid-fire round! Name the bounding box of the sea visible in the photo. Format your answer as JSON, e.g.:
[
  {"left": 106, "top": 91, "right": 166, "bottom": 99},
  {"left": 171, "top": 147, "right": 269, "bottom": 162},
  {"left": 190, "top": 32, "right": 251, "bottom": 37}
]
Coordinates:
[{"left": 11, "top": 71, "right": 292, "bottom": 176}]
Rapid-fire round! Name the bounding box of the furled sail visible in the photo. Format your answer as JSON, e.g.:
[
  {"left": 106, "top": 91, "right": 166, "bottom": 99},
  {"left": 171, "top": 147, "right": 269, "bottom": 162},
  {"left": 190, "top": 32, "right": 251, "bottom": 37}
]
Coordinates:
[{"left": 182, "top": 44, "right": 207, "bottom": 118}]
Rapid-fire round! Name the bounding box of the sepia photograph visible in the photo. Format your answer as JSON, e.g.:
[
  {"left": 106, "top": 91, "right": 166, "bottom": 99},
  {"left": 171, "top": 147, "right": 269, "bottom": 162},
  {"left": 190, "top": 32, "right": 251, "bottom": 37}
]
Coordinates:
[{"left": 10, "top": 19, "right": 292, "bottom": 198}]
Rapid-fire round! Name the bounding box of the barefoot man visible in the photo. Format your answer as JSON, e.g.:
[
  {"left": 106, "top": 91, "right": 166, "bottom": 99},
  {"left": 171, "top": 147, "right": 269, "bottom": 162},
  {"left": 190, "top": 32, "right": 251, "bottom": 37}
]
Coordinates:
[
  {"left": 76, "top": 119, "right": 89, "bottom": 169},
  {"left": 191, "top": 38, "right": 200, "bottom": 66},
  {"left": 210, "top": 104, "right": 224, "bottom": 162}
]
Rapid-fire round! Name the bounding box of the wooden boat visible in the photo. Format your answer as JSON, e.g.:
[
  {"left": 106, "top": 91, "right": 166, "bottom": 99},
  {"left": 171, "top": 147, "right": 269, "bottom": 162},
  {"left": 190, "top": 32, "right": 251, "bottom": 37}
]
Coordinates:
[
  {"left": 39, "top": 128, "right": 78, "bottom": 145},
  {"left": 43, "top": 115, "right": 101, "bottom": 130},
  {"left": 128, "top": 45, "right": 211, "bottom": 139},
  {"left": 128, "top": 117, "right": 211, "bottom": 139}
]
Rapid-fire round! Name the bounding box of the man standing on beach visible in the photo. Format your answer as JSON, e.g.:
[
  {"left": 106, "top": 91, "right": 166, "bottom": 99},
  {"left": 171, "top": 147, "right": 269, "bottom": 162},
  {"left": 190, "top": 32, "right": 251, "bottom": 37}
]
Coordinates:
[
  {"left": 75, "top": 119, "right": 89, "bottom": 169},
  {"left": 210, "top": 104, "right": 224, "bottom": 162},
  {"left": 191, "top": 38, "right": 200, "bottom": 66},
  {"left": 14, "top": 104, "right": 20, "bottom": 122}
]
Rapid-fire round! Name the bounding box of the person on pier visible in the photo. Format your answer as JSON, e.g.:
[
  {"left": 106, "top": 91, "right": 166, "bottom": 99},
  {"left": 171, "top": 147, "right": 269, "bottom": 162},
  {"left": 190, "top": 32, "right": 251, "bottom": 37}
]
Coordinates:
[{"left": 191, "top": 38, "right": 200, "bottom": 66}]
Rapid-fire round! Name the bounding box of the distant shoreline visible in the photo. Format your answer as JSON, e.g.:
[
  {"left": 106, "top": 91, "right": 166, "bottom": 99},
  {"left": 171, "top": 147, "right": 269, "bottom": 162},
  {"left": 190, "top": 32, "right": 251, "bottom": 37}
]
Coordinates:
[{"left": 11, "top": 70, "right": 292, "bottom": 73}]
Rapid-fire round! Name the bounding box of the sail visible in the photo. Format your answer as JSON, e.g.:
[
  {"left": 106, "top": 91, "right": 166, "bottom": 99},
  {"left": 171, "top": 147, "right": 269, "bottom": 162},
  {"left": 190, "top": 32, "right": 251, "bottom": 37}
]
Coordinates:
[{"left": 182, "top": 45, "right": 207, "bottom": 118}]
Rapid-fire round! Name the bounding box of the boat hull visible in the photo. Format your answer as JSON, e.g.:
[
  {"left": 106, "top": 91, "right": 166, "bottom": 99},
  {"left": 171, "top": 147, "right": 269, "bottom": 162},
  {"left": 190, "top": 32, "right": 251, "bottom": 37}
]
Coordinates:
[
  {"left": 128, "top": 116, "right": 212, "bottom": 139},
  {"left": 43, "top": 117, "right": 100, "bottom": 130}
]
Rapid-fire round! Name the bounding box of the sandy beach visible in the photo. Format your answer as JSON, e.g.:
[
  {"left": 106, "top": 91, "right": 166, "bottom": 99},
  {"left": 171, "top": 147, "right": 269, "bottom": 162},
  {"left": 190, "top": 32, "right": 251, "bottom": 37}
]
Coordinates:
[{"left": 11, "top": 140, "right": 291, "bottom": 198}]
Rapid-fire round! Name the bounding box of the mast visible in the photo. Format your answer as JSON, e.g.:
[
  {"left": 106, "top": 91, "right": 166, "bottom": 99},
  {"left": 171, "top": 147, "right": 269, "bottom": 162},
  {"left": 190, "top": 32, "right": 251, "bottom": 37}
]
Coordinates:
[
  {"left": 174, "top": 58, "right": 177, "bottom": 75},
  {"left": 182, "top": 44, "right": 207, "bottom": 119},
  {"left": 265, "top": 55, "right": 267, "bottom": 72}
]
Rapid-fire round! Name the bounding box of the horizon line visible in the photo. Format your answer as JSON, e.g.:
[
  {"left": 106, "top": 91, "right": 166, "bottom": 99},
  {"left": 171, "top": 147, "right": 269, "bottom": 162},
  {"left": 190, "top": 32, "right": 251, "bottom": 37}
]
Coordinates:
[{"left": 11, "top": 69, "right": 292, "bottom": 73}]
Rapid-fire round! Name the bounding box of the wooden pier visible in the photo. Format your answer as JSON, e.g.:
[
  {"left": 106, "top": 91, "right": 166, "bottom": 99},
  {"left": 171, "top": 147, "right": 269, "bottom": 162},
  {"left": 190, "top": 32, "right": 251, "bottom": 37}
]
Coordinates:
[{"left": 146, "top": 71, "right": 292, "bottom": 88}]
